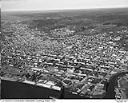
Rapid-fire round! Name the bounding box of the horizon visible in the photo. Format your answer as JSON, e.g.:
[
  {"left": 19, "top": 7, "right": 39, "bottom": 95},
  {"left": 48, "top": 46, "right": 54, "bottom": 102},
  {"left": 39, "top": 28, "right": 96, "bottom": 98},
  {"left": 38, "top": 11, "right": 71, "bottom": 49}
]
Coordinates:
[
  {"left": 2, "top": 7, "right": 128, "bottom": 13},
  {"left": 1, "top": 0, "right": 128, "bottom": 12}
]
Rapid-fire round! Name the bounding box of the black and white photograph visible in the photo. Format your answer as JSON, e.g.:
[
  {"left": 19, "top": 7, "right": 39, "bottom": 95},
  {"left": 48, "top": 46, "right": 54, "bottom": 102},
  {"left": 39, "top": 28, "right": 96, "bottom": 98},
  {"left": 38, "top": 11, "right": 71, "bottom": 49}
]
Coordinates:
[{"left": 1, "top": 0, "right": 128, "bottom": 100}]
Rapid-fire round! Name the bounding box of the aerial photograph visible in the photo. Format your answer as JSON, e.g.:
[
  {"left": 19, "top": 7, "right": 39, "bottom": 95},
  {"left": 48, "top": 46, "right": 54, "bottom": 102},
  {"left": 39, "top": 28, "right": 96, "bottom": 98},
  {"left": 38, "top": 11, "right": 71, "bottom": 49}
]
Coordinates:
[{"left": 1, "top": 0, "right": 128, "bottom": 99}]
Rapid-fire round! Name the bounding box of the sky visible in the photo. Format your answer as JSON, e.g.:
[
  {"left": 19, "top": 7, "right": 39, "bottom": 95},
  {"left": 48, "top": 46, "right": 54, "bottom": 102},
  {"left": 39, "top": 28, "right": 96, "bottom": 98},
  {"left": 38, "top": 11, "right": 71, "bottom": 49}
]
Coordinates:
[{"left": 1, "top": 0, "right": 128, "bottom": 11}]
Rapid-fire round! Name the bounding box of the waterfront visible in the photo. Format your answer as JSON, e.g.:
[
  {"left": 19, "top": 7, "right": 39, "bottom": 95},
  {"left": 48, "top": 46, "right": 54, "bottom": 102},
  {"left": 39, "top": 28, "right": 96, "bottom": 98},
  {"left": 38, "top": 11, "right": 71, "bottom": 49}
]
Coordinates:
[
  {"left": 1, "top": 79, "right": 86, "bottom": 99},
  {"left": 104, "top": 71, "right": 128, "bottom": 99},
  {"left": 2, "top": 72, "right": 128, "bottom": 99}
]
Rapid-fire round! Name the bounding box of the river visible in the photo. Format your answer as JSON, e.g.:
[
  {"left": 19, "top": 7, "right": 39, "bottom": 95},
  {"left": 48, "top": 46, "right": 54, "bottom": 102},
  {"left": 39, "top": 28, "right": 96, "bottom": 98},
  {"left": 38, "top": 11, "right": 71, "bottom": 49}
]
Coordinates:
[
  {"left": 1, "top": 71, "right": 128, "bottom": 99},
  {"left": 104, "top": 71, "right": 128, "bottom": 99},
  {"left": 1, "top": 79, "right": 87, "bottom": 99}
]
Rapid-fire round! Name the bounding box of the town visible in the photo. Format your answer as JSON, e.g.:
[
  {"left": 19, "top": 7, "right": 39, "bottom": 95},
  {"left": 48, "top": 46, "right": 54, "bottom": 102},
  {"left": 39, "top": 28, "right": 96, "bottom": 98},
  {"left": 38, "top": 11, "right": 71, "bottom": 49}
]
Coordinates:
[{"left": 1, "top": 8, "right": 128, "bottom": 99}]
